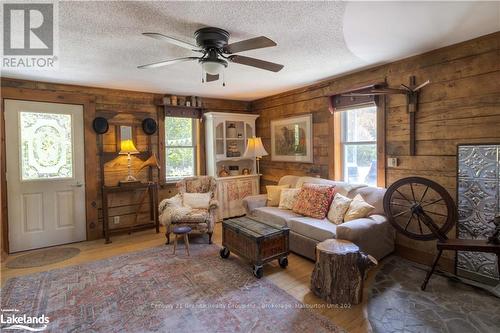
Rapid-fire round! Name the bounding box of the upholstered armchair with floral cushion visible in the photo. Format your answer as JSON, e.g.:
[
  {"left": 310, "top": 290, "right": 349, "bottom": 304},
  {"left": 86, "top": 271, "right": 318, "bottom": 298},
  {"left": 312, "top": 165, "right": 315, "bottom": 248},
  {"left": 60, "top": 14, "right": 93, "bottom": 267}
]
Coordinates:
[{"left": 159, "top": 176, "right": 218, "bottom": 244}]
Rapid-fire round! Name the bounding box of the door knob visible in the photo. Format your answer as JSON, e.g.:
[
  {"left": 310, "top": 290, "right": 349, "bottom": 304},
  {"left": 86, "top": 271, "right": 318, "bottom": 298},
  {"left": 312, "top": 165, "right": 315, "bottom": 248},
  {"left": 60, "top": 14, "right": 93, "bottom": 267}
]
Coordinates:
[{"left": 72, "top": 182, "right": 84, "bottom": 187}]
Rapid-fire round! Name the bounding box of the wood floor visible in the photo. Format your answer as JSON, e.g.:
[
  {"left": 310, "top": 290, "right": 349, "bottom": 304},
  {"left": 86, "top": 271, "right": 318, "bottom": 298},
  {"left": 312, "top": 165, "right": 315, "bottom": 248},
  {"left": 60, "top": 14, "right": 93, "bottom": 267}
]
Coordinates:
[{"left": 1, "top": 223, "right": 381, "bottom": 333}]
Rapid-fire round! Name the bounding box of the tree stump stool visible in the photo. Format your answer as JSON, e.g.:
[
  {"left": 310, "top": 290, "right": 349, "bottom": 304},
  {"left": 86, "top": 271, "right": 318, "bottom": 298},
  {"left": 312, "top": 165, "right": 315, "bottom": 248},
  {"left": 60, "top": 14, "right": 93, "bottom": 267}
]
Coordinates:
[{"left": 310, "top": 239, "right": 377, "bottom": 305}]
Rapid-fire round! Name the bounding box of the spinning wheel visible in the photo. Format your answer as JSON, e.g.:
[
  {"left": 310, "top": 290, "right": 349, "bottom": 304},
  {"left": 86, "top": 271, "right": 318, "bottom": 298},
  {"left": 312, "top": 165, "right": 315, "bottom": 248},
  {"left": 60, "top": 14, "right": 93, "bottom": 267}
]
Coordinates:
[
  {"left": 384, "top": 177, "right": 456, "bottom": 242},
  {"left": 384, "top": 177, "right": 500, "bottom": 291}
]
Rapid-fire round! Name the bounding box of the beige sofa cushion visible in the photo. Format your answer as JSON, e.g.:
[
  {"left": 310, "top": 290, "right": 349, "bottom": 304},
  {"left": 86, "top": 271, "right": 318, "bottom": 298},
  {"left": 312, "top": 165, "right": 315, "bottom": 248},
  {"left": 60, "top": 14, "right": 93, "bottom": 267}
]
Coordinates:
[
  {"left": 266, "top": 185, "right": 290, "bottom": 206},
  {"left": 252, "top": 206, "right": 301, "bottom": 227},
  {"left": 277, "top": 175, "right": 302, "bottom": 188},
  {"left": 344, "top": 194, "right": 375, "bottom": 222},
  {"left": 287, "top": 217, "right": 337, "bottom": 241},
  {"left": 295, "top": 176, "right": 366, "bottom": 196},
  {"left": 296, "top": 176, "right": 337, "bottom": 188},
  {"left": 336, "top": 214, "right": 393, "bottom": 260},
  {"left": 349, "top": 186, "right": 386, "bottom": 215}
]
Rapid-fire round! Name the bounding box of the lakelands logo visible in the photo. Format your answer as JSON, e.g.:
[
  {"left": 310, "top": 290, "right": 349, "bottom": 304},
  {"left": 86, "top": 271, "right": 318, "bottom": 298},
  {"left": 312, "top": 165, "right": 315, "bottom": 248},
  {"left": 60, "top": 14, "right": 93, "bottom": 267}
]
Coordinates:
[
  {"left": 2, "top": 2, "right": 58, "bottom": 69},
  {"left": 1, "top": 309, "right": 49, "bottom": 331}
]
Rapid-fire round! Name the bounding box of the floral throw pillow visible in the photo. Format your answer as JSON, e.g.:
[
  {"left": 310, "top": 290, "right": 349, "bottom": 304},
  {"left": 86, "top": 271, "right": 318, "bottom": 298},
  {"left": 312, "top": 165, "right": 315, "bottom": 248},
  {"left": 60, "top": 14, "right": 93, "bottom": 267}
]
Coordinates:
[
  {"left": 292, "top": 184, "right": 336, "bottom": 219},
  {"left": 279, "top": 188, "right": 301, "bottom": 210},
  {"left": 327, "top": 193, "right": 353, "bottom": 225}
]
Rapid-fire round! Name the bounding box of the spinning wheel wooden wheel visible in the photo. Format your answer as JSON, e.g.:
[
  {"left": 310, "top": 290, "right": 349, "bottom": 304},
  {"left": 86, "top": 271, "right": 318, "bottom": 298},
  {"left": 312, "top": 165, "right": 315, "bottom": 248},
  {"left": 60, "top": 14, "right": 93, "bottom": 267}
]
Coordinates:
[{"left": 384, "top": 177, "right": 456, "bottom": 242}]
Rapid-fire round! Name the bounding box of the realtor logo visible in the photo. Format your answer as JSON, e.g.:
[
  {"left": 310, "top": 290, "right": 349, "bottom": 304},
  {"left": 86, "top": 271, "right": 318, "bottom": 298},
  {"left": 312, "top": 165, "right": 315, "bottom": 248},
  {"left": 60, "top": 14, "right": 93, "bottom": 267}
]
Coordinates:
[
  {"left": 1, "top": 309, "right": 49, "bottom": 331},
  {"left": 3, "top": 3, "right": 54, "bottom": 55},
  {"left": 2, "top": 2, "right": 58, "bottom": 69}
]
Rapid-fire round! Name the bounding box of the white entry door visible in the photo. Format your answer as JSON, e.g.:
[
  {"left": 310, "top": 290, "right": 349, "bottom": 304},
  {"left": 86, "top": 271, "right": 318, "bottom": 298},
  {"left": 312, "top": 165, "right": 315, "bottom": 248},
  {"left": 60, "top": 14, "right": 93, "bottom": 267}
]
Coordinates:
[{"left": 5, "top": 100, "right": 86, "bottom": 252}]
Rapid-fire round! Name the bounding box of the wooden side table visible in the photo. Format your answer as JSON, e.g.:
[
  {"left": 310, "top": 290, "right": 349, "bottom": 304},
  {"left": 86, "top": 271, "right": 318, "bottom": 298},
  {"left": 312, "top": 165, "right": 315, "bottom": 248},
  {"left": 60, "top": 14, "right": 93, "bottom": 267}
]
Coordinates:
[
  {"left": 311, "top": 239, "right": 377, "bottom": 305},
  {"left": 102, "top": 182, "right": 159, "bottom": 243}
]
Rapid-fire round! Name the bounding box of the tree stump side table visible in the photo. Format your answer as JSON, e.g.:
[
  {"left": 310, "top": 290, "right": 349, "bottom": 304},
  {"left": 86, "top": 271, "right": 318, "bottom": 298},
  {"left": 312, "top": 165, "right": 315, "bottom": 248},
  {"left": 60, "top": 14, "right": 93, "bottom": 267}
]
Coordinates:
[{"left": 310, "top": 239, "right": 377, "bottom": 305}]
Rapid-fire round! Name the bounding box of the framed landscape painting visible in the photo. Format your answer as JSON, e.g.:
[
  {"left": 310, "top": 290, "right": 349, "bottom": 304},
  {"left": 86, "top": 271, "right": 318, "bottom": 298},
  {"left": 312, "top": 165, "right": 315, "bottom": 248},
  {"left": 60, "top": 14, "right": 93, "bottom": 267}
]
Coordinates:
[{"left": 271, "top": 114, "right": 313, "bottom": 163}]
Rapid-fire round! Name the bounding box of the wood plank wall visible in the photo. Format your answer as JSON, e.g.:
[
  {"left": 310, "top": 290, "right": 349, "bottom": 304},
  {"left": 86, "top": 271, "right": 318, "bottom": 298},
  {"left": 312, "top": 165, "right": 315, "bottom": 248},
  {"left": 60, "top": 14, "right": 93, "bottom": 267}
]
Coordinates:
[
  {"left": 0, "top": 78, "right": 249, "bottom": 247},
  {"left": 251, "top": 32, "right": 500, "bottom": 270}
]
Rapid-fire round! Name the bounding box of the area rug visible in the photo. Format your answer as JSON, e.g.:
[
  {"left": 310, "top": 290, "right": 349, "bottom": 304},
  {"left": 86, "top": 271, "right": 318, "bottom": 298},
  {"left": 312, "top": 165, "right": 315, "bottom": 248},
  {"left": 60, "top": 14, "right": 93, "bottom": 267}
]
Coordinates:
[
  {"left": 1, "top": 244, "right": 342, "bottom": 332},
  {"left": 368, "top": 256, "right": 500, "bottom": 333},
  {"left": 6, "top": 247, "right": 81, "bottom": 268}
]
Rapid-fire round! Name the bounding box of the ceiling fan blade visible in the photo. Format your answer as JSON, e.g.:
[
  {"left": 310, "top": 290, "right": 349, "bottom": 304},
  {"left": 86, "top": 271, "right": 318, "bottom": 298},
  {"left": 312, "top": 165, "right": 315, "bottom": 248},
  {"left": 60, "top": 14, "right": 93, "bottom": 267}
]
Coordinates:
[
  {"left": 138, "top": 57, "right": 199, "bottom": 69},
  {"left": 229, "top": 55, "right": 283, "bottom": 72},
  {"left": 142, "top": 32, "right": 199, "bottom": 51},
  {"left": 223, "top": 36, "right": 277, "bottom": 54},
  {"left": 206, "top": 73, "right": 219, "bottom": 82}
]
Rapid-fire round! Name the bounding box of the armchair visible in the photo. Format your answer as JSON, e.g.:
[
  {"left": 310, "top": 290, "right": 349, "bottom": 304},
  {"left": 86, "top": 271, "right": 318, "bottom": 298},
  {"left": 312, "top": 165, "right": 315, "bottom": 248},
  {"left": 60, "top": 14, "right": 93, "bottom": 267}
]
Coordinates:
[{"left": 159, "top": 176, "right": 218, "bottom": 244}]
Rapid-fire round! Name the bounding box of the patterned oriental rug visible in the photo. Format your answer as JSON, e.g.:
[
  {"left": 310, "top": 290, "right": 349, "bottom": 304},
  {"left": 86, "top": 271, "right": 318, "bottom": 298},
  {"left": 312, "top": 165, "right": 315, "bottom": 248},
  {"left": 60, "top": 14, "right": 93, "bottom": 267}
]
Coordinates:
[
  {"left": 1, "top": 244, "right": 342, "bottom": 333},
  {"left": 368, "top": 256, "right": 500, "bottom": 333}
]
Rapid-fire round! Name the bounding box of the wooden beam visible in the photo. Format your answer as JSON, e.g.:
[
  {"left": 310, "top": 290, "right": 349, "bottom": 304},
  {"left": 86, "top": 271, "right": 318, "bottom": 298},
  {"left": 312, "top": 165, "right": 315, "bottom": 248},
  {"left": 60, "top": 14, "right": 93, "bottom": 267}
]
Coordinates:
[
  {"left": 376, "top": 95, "right": 387, "bottom": 188},
  {"left": 332, "top": 112, "right": 342, "bottom": 181},
  {"left": 408, "top": 76, "right": 417, "bottom": 156}
]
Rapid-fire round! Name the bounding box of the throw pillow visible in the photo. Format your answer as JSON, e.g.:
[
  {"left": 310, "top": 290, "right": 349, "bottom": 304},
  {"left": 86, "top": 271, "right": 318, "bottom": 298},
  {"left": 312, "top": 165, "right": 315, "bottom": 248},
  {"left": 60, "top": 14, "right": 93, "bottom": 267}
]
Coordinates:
[
  {"left": 292, "top": 184, "right": 335, "bottom": 219},
  {"left": 327, "top": 193, "right": 353, "bottom": 225},
  {"left": 279, "top": 188, "right": 301, "bottom": 210},
  {"left": 266, "top": 185, "right": 290, "bottom": 206},
  {"left": 344, "top": 194, "right": 375, "bottom": 222},
  {"left": 182, "top": 192, "right": 211, "bottom": 209}
]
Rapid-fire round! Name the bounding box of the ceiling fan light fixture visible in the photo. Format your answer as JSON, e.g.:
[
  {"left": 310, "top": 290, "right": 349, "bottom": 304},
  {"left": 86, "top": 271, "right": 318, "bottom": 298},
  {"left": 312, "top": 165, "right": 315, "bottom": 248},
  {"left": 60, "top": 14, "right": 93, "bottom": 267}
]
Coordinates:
[
  {"left": 139, "top": 27, "right": 283, "bottom": 78},
  {"left": 200, "top": 58, "right": 228, "bottom": 75}
]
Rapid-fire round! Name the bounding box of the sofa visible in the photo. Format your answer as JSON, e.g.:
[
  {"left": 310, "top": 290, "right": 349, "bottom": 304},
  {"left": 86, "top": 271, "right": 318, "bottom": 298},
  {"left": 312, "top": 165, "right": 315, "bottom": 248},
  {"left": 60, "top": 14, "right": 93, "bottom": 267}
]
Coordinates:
[{"left": 242, "top": 175, "right": 395, "bottom": 261}]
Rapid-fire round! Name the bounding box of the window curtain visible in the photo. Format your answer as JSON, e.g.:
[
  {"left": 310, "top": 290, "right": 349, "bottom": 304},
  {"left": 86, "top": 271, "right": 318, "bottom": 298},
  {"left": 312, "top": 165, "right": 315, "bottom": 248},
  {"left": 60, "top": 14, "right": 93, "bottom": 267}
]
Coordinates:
[{"left": 163, "top": 105, "right": 201, "bottom": 118}]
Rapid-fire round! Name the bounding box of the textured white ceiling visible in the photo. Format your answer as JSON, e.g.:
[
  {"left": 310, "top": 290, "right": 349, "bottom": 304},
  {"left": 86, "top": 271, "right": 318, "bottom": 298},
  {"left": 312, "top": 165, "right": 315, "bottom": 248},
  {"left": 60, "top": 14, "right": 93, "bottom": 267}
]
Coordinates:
[{"left": 2, "top": 1, "right": 499, "bottom": 101}]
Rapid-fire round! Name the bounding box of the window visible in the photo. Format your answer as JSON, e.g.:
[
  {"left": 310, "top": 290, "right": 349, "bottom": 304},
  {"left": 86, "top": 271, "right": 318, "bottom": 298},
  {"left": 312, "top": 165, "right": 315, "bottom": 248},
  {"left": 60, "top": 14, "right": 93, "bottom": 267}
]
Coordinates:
[
  {"left": 340, "top": 106, "right": 377, "bottom": 186},
  {"left": 20, "top": 111, "right": 73, "bottom": 180},
  {"left": 165, "top": 117, "right": 197, "bottom": 181}
]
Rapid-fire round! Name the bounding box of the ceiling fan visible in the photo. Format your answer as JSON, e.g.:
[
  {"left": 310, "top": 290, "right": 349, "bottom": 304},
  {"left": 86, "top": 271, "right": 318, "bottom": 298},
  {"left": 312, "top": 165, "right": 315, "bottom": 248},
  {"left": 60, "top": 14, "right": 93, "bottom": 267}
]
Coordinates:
[{"left": 138, "top": 27, "right": 284, "bottom": 84}]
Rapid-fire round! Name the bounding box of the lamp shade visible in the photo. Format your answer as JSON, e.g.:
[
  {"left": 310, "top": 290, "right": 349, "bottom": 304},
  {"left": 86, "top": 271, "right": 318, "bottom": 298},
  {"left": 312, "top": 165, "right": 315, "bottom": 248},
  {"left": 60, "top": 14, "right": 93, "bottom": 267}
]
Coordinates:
[
  {"left": 243, "top": 137, "right": 268, "bottom": 158},
  {"left": 119, "top": 139, "right": 139, "bottom": 154}
]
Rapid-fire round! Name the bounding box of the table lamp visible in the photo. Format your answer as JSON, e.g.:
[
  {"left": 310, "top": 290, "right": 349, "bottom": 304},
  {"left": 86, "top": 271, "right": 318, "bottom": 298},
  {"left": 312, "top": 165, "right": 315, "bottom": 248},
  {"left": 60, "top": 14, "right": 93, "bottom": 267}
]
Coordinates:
[
  {"left": 243, "top": 137, "right": 268, "bottom": 174},
  {"left": 119, "top": 138, "right": 139, "bottom": 182}
]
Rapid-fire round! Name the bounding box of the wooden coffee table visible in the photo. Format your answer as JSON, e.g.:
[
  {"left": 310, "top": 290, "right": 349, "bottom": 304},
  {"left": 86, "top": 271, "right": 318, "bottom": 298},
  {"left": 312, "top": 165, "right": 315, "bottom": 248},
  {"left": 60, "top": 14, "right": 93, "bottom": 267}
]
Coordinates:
[{"left": 220, "top": 216, "right": 289, "bottom": 278}]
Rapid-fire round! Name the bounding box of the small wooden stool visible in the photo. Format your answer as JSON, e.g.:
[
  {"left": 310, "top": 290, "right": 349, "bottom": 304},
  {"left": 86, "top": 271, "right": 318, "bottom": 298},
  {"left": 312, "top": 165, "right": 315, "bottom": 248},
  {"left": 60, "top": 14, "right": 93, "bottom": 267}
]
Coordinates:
[
  {"left": 172, "top": 226, "right": 192, "bottom": 256},
  {"left": 311, "top": 239, "right": 377, "bottom": 305}
]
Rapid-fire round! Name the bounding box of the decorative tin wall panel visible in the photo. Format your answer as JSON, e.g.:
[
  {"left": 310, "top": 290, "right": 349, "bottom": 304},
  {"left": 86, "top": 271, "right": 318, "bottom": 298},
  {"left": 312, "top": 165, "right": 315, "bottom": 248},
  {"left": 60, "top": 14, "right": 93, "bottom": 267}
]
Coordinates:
[{"left": 457, "top": 145, "right": 499, "bottom": 284}]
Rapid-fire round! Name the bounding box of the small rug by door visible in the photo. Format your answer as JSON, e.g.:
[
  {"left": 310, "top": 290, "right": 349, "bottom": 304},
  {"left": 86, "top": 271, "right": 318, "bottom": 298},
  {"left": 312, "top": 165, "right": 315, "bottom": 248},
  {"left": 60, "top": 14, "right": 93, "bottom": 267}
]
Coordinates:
[
  {"left": 368, "top": 256, "right": 500, "bottom": 333},
  {"left": 6, "top": 247, "right": 81, "bottom": 268},
  {"left": 1, "top": 244, "right": 342, "bottom": 332}
]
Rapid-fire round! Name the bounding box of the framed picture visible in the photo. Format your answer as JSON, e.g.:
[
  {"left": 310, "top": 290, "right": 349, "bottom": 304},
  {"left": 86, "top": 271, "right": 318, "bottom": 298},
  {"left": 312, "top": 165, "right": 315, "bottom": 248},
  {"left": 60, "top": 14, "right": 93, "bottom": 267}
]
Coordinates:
[{"left": 271, "top": 114, "right": 313, "bottom": 163}]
